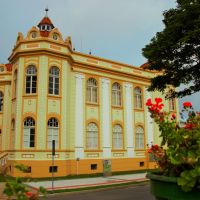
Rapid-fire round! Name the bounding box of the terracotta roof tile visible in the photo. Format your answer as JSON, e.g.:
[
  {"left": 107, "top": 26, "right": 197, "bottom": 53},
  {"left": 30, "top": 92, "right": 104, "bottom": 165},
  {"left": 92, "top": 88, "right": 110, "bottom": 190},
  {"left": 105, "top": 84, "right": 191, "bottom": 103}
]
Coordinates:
[
  {"left": 140, "top": 62, "right": 149, "bottom": 69},
  {"left": 38, "top": 17, "right": 54, "bottom": 28},
  {"left": 5, "top": 63, "right": 12, "bottom": 72}
]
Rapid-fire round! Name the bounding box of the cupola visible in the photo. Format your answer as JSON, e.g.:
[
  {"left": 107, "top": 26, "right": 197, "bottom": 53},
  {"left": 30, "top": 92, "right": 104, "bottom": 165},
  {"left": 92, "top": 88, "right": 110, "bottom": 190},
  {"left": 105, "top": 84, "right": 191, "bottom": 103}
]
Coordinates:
[{"left": 37, "top": 8, "right": 54, "bottom": 37}]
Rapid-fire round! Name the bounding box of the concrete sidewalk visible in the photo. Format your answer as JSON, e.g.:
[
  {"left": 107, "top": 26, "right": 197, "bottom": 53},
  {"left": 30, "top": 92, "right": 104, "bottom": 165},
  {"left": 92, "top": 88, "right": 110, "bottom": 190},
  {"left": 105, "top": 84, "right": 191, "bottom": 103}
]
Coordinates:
[{"left": 27, "top": 173, "right": 148, "bottom": 191}]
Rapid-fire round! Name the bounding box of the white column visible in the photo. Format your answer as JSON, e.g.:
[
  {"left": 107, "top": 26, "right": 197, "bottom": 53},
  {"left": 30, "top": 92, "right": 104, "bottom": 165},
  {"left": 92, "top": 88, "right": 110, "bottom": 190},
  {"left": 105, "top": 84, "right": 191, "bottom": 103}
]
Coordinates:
[
  {"left": 101, "top": 78, "right": 111, "bottom": 158},
  {"left": 124, "top": 83, "right": 134, "bottom": 157},
  {"left": 75, "top": 74, "right": 85, "bottom": 159},
  {"left": 145, "top": 88, "right": 154, "bottom": 145}
]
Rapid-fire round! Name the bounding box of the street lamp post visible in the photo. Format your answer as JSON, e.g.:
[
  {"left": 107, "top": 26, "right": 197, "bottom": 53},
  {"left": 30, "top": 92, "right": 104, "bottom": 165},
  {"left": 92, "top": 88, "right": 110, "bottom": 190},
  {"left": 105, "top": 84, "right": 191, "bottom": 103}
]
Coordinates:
[{"left": 52, "top": 140, "right": 55, "bottom": 190}]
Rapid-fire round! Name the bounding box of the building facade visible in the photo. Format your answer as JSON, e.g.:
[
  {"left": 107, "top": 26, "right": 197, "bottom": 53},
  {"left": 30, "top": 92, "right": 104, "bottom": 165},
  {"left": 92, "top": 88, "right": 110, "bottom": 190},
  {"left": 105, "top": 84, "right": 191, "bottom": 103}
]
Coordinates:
[{"left": 0, "top": 13, "right": 178, "bottom": 177}]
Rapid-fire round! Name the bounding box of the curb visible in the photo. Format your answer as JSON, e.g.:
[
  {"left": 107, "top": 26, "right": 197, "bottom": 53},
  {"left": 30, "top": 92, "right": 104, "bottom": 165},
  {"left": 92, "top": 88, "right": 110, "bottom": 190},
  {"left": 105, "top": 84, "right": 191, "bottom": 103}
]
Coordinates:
[
  {"left": 45, "top": 178, "right": 148, "bottom": 191},
  {"left": 44, "top": 179, "right": 149, "bottom": 197}
]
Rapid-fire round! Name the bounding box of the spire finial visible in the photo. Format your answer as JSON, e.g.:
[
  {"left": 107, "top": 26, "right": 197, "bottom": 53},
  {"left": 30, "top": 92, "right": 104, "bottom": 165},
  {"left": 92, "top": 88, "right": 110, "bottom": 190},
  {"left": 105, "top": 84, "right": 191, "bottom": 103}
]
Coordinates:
[{"left": 45, "top": 6, "right": 49, "bottom": 17}]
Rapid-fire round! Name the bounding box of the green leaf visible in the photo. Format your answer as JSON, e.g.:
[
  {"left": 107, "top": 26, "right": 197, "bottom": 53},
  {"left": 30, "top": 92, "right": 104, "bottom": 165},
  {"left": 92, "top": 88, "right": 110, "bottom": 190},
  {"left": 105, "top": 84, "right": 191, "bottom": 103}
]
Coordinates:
[
  {"left": 3, "top": 187, "right": 13, "bottom": 197},
  {"left": 177, "top": 170, "right": 198, "bottom": 192}
]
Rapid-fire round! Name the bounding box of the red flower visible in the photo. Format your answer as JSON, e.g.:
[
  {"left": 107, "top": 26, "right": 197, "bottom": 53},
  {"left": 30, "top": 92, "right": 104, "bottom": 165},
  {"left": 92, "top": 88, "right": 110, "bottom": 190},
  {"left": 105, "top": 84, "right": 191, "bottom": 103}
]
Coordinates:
[
  {"left": 147, "top": 148, "right": 152, "bottom": 153},
  {"left": 158, "top": 103, "right": 164, "bottom": 110},
  {"left": 155, "top": 98, "right": 162, "bottom": 104},
  {"left": 171, "top": 113, "right": 176, "bottom": 119},
  {"left": 146, "top": 98, "right": 152, "bottom": 106},
  {"left": 159, "top": 117, "right": 164, "bottom": 122},
  {"left": 152, "top": 144, "right": 159, "bottom": 150},
  {"left": 184, "top": 123, "right": 194, "bottom": 130},
  {"left": 183, "top": 102, "right": 192, "bottom": 108},
  {"left": 146, "top": 98, "right": 164, "bottom": 115},
  {"left": 25, "top": 191, "right": 34, "bottom": 198}
]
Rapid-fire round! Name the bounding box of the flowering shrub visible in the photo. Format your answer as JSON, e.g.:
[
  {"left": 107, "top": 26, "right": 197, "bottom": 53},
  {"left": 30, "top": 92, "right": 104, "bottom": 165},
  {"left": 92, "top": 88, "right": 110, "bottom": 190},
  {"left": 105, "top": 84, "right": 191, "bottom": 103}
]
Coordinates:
[
  {"left": 3, "top": 164, "right": 46, "bottom": 199},
  {"left": 146, "top": 98, "right": 200, "bottom": 192}
]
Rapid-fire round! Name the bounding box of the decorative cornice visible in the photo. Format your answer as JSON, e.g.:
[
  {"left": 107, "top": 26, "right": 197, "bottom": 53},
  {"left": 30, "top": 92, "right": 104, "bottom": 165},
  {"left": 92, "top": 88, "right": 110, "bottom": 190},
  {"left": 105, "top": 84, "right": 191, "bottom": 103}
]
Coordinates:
[
  {"left": 72, "top": 63, "right": 151, "bottom": 83},
  {"left": 9, "top": 38, "right": 72, "bottom": 61},
  {"left": 9, "top": 48, "right": 74, "bottom": 64},
  {"left": 73, "top": 51, "right": 146, "bottom": 73}
]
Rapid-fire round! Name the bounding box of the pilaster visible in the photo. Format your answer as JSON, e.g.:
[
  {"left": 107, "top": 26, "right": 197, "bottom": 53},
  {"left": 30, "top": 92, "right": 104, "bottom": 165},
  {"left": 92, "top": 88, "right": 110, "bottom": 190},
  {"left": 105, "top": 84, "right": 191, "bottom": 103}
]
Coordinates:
[
  {"left": 101, "top": 78, "right": 111, "bottom": 158},
  {"left": 124, "top": 82, "right": 134, "bottom": 157},
  {"left": 74, "top": 73, "right": 85, "bottom": 159}
]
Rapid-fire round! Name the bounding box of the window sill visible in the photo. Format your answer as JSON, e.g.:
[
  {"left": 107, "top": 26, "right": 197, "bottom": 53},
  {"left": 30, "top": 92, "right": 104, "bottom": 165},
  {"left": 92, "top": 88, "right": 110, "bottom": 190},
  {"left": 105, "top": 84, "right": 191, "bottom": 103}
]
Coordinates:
[
  {"left": 134, "top": 108, "right": 144, "bottom": 112},
  {"left": 47, "top": 95, "right": 61, "bottom": 99},
  {"left": 112, "top": 105, "right": 123, "bottom": 109},
  {"left": 85, "top": 102, "right": 99, "bottom": 106},
  {"left": 111, "top": 149, "right": 126, "bottom": 152},
  {"left": 84, "top": 149, "right": 103, "bottom": 152},
  {"left": 23, "top": 94, "right": 37, "bottom": 98}
]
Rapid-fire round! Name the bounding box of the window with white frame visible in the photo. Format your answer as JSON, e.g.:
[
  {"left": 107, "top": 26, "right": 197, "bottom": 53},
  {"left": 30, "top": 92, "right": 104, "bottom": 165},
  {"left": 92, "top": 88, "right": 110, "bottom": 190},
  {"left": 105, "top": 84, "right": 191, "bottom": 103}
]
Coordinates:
[
  {"left": 86, "top": 78, "right": 98, "bottom": 103},
  {"left": 25, "top": 65, "right": 37, "bottom": 94},
  {"left": 23, "top": 117, "right": 35, "bottom": 148},
  {"left": 134, "top": 87, "right": 142, "bottom": 109},
  {"left": 11, "top": 119, "right": 15, "bottom": 149},
  {"left": 14, "top": 70, "right": 18, "bottom": 97},
  {"left": 47, "top": 118, "right": 59, "bottom": 149},
  {"left": 86, "top": 123, "right": 98, "bottom": 149},
  {"left": 112, "top": 82, "right": 122, "bottom": 106},
  {"left": 0, "top": 92, "right": 3, "bottom": 112},
  {"left": 113, "top": 124, "right": 123, "bottom": 149},
  {"left": 49, "top": 66, "right": 59, "bottom": 95},
  {"left": 169, "top": 98, "right": 175, "bottom": 111},
  {"left": 135, "top": 126, "right": 144, "bottom": 149}
]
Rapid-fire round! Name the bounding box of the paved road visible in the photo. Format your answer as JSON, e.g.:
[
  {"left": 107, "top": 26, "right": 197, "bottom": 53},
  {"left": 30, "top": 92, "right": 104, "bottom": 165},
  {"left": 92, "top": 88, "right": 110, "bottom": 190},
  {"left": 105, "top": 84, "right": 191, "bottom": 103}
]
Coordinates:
[{"left": 45, "top": 184, "right": 154, "bottom": 200}]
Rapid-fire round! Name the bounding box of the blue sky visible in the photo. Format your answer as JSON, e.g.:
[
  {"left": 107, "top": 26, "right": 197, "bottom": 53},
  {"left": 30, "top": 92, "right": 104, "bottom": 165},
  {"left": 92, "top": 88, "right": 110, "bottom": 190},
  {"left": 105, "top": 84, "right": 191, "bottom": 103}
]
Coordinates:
[{"left": 0, "top": 0, "right": 199, "bottom": 110}]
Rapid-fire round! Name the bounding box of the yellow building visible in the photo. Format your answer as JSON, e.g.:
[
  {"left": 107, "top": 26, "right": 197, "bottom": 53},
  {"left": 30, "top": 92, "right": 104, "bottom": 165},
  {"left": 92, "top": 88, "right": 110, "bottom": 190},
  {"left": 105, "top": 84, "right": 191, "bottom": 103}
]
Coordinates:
[{"left": 0, "top": 12, "right": 178, "bottom": 177}]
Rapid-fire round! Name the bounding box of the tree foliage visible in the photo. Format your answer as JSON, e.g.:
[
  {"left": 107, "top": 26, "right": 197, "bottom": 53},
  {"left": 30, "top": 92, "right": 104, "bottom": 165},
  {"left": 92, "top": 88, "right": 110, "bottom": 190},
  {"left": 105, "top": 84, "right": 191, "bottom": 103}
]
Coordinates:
[{"left": 142, "top": 0, "right": 200, "bottom": 98}]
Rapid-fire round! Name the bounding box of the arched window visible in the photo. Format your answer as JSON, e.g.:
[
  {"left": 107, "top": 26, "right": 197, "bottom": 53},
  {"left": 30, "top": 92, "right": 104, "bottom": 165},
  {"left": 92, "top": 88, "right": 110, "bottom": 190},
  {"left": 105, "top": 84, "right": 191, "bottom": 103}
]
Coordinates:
[
  {"left": 11, "top": 119, "right": 15, "bottom": 149},
  {"left": 47, "top": 118, "right": 59, "bottom": 149},
  {"left": 86, "top": 78, "right": 98, "bottom": 103},
  {"left": 112, "top": 82, "right": 122, "bottom": 106},
  {"left": 113, "top": 124, "right": 123, "bottom": 149},
  {"left": 135, "top": 126, "right": 144, "bottom": 149},
  {"left": 0, "top": 92, "right": 3, "bottom": 112},
  {"left": 49, "top": 66, "right": 59, "bottom": 95},
  {"left": 86, "top": 123, "right": 98, "bottom": 149},
  {"left": 134, "top": 87, "right": 142, "bottom": 109},
  {"left": 14, "top": 70, "right": 18, "bottom": 97},
  {"left": 169, "top": 98, "right": 175, "bottom": 111},
  {"left": 25, "top": 65, "right": 37, "bottom": 94},
  {"left": 23, "top": 117, "right": 35, "bottom": 148}
]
